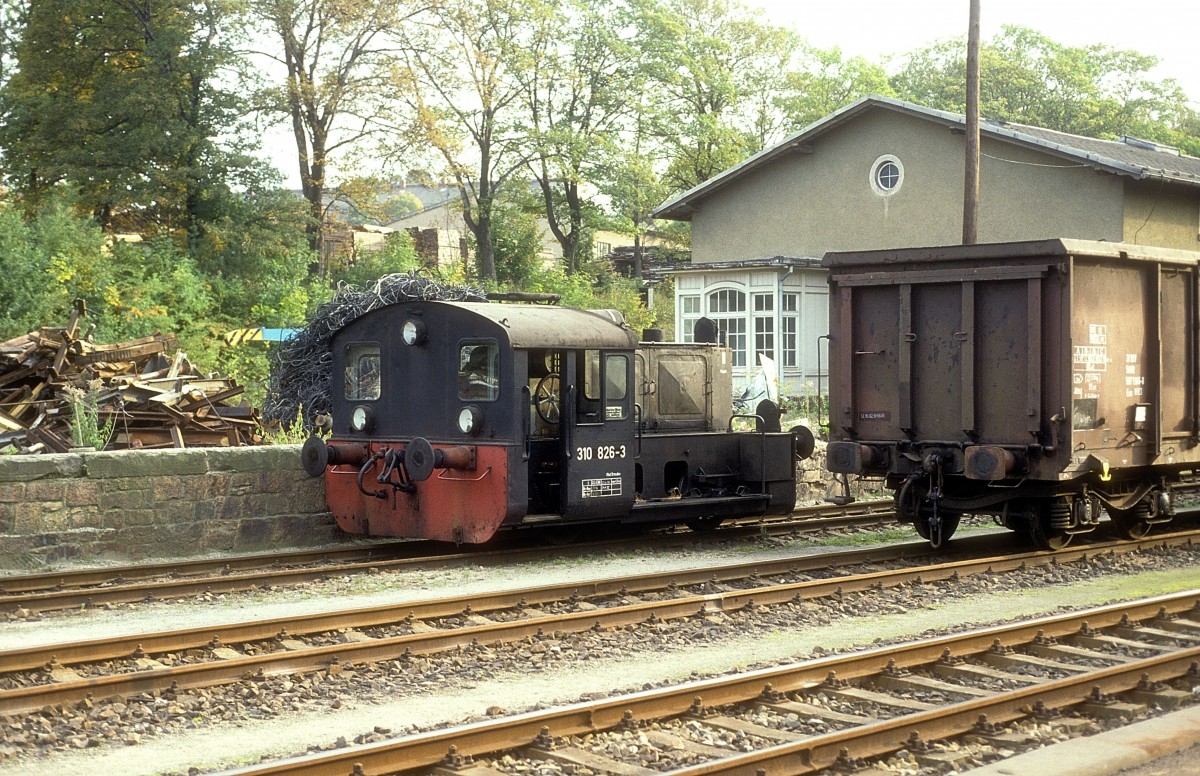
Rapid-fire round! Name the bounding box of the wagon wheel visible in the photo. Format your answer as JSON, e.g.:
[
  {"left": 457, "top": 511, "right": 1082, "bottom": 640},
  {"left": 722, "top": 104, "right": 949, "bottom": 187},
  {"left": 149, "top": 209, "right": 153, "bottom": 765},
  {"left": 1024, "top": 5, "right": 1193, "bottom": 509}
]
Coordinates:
[
  {"left": 914, "top": 511, "right": 960, "bottom": 547},
  {"left": 1108, "top": 500, "right": 1153, "bottom": 540},
  {"left": 1027, "top": 499, "right": 1072, "bottom": 550},
  {"left": 534, "top": 373, "right": 561, "bottom": 424}
]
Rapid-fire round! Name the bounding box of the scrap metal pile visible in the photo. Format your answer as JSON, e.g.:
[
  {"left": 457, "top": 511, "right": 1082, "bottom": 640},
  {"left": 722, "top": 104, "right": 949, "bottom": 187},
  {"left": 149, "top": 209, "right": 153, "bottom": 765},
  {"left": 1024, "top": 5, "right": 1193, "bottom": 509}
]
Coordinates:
[
  {"left": 0, "top": 302, "right": 257, "bottom": 453},
  {"left": 263, "top": 273, "right": 486, "bottom": 428}
]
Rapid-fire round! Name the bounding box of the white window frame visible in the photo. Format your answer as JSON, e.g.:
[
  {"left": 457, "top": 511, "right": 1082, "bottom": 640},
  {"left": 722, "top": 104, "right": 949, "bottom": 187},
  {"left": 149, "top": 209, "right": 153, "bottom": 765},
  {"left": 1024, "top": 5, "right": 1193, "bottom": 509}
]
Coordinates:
[
  {"left": 870, "top": 154, "right": 904, "bottom": 196},
  {"left": 679, "top": 294, "right": 701, "bottom": 343},
  {"left": 752, "top": 292, "right": 775, "bottom": 366},
  {"left": 707, "top": 288, "right": 747, "bottom": 368},
  {"left": 781, "top": 292, "right": 799, "bottom": 368}
]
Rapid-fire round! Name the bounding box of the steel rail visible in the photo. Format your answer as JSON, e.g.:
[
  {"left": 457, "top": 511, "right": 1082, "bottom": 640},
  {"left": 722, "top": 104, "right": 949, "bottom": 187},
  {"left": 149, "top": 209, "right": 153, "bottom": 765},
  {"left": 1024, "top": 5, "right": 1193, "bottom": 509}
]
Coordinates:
[
  {"left": 2, "top": 531, "right": 1196, "bottom": 717},
  {"left": 0, "top": 543, "right": 419, "bottom": 594},
  {"left": 0, "top": 533, "right": 965, "bottom": 673},
  {"left": 0, "top": 500, "right": 894, "bottom": 611},
  {"left": 6, "top": 528, "right": 1192, "bottom": 673},
  {"left": 205, "top": 589, "right": 1200, "bottom": 776}
]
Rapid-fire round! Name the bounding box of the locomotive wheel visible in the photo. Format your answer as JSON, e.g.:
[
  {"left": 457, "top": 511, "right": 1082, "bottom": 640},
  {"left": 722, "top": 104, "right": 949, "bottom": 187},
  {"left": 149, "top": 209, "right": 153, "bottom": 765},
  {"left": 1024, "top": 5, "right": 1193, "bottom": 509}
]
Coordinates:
[
  {"left": 534, "top": 373, "right": 561, "bottom": 424},
  {"left": 686, "top": 516, "right": 724, "bottom": 532},
  {"left": 536, "top": 525, "right": 581, "bottom": 545},
  {"left": 1108, "top": 502, "right": 1152, "bottom": 540}
]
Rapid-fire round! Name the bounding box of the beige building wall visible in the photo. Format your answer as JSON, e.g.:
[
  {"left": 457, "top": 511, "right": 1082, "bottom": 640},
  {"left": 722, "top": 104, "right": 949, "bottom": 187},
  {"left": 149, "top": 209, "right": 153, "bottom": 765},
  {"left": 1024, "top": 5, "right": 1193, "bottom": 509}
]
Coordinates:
[
  {"left": 690, "top": 111, "right": 1126, "bottom": 264},
  {"left": 1122, "top": 181, "right": 1200, "bottom": 251}
]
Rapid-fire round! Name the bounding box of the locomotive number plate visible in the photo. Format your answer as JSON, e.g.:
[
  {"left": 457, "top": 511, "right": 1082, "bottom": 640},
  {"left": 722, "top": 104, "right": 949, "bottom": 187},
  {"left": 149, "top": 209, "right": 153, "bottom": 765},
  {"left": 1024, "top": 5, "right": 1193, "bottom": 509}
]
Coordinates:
[
  {"left": 582, "top": 477, "right": 623, "bottom": 498},
  {"left": 575, "top": 445, "right": 627, "bottom": 461}
]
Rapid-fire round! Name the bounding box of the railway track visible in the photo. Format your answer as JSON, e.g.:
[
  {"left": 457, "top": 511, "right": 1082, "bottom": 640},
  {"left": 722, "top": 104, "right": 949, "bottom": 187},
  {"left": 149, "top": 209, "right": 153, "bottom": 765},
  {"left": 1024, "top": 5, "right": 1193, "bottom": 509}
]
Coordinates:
[
  {"left": 208, "top": 588, "right": 1200, "bottom": 776},
  {"left": 0, "top": 500, "right": 894, "bottom": 613},
  {"left": 2, "top": 528, "right": 1196, "bottom": 722}
]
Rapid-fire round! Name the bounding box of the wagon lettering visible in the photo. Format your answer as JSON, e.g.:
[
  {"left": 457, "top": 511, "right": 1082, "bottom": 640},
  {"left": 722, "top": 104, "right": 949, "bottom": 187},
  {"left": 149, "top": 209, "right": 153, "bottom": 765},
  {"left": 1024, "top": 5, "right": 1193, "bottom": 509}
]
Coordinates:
[{"left": 858, "top": 411, "right": 889, "bottom": 421}]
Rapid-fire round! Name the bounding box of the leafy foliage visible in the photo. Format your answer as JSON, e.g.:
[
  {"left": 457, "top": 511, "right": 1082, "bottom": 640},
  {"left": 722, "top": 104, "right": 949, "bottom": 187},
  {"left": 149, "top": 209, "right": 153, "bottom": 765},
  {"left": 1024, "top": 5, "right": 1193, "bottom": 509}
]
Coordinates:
[
  {"left": 780, "top": 44, "right": 894, "bottom": 129},
  {"left": 0, "top": 0, "right": 261, "bottom": 235},
  {"left": 890, "top": 25, "right": 1200, "bottom": 154}
]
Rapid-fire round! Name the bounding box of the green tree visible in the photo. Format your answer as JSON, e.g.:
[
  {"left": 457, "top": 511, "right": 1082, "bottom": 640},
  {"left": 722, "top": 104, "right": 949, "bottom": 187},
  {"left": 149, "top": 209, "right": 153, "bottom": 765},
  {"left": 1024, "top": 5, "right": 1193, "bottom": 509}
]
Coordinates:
[
  {"left": 779, "top": 43, "right": 893, "bottom": 130},
  {"left": 891, "top": 25, "right": 1199, "bottom": 154},
  {"left": 487, "top": 198, "right": 546, "bottom": 289},
  {"left": 629, "top": 0, "right": 796, "bottom": 193},
  {"left": 188, "top": 183, "right": 318, "bottom": 324},
  {"left": 0, "top": 192, "right": 216, "bottom": 352},
  {"left": 514, "top": 0, "right": 628, "bottom": 273},
  {"left": 0, "top": 194, "right": 106, "bottom": 337},
  {"left": 0, "top": 0, "right": 23, "bottom": 92},
  {"left": 0, "top": 0, "right": 259, "bottom": 235},
  {"left": 326, "top": 176, "right": 423, "bottom": 225},
  {"left": 391, "top": 0, "right": 540, "bottom": 283},
  {"left": 249, "top": 0, "right": 416, "bottom": 259},
  {"left": 330, "top": 231, "right": 422, "bottom": 288}
]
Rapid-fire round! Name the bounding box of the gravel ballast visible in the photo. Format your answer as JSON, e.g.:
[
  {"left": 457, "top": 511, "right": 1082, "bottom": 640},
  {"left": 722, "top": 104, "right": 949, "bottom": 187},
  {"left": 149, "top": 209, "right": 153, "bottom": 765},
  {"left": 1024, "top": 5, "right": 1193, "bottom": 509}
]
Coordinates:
[{"left": 1, "top": 531, "right": 1198, "bottom": 775}]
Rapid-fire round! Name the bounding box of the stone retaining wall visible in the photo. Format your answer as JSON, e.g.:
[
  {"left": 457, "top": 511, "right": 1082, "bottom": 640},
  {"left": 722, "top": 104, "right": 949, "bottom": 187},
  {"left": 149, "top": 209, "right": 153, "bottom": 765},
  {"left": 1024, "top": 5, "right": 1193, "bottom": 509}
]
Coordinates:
[
  {"left": 0, "top": 445, "right": 335, "bottom": 570},
  {"left": 796, "top": 439, "right": 885, "bottom": 505},
  {"left": 0, "top": 438, "right": 871, "bottom": 571}
]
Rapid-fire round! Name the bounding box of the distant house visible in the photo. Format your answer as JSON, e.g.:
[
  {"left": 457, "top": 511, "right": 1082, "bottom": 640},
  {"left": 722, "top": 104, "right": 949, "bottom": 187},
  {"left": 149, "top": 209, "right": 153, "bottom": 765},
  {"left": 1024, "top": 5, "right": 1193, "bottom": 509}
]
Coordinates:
[
  {"left": 382, "top": 186, "right": 662, "bottom": 270},
  {"left": 382, "top": 188, "right": 471, "bottom": 269},
  {"left": 651, "top": 94, "right": 1200, "bottom": 397}
]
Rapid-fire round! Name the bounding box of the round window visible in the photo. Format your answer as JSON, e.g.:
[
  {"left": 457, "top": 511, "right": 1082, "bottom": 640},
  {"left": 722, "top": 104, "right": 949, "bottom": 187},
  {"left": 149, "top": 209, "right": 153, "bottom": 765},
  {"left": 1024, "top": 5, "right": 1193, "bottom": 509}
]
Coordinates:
[{"left": 870, "top": 155, "right": 904, "bottom": 196}]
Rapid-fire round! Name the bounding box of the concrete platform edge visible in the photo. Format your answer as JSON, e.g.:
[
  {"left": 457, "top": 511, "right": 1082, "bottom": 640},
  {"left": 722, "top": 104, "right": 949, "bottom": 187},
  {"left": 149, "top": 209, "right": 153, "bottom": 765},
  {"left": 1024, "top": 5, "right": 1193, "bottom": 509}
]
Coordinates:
[{"left": 963, "top": 705, "right": 1200, "bottom": 775}]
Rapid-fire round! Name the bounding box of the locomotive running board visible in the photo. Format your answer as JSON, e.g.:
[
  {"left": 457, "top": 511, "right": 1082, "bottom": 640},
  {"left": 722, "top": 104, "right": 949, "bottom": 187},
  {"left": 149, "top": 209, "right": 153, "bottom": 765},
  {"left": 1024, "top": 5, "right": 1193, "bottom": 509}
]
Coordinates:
[{"left": 624, "top": 494, "right": 772, "bottom": 522}]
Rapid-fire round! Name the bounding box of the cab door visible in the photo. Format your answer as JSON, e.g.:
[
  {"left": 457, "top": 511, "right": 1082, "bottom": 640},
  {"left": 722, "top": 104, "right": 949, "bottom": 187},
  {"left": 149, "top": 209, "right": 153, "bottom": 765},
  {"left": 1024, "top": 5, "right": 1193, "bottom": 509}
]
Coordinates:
[{"left": 561, "top": 350, "right": 637, "bottom": 519}]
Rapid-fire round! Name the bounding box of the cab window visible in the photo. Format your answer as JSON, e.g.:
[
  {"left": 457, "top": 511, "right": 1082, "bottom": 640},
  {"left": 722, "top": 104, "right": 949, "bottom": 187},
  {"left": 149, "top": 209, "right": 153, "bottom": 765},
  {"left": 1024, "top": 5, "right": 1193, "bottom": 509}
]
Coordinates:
[
  {"left": 344, "top": 344, "right": 381, "bottom": 400},
  {"left": 605, "top": 354, "right": 629, "bottom": 420},
  {"left": 458, "top": 342, "right": 499, "bottom": 401},
  {"left": 583, "top": 350, "right": 602, "bottom": 400}
]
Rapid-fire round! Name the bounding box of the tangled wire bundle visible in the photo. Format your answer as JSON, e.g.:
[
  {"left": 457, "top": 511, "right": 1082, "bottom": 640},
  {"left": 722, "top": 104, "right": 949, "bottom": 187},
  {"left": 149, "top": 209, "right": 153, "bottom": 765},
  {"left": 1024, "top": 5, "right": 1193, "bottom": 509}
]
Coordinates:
[{"left": 262, "top": 273, "right": 486, "bottom": 429}]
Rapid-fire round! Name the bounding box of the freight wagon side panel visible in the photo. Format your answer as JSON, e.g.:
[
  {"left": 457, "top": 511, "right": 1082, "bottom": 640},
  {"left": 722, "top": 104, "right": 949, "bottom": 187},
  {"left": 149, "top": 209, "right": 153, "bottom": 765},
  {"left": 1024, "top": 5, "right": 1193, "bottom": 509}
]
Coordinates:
[
  {"left": 1068, "top": 260, "right": 1153, "bottom": 468},
  {"left": 974, "top": 278, "right": 1038, "bottom": 445},
  {"left": 1160, "top": 267, "right": 1195, "bottom": 442},
  {"left": 833, "top": 264, "right": 1059, "bottom": 449},
  {"left": 1067, "top": 258, "right": 1196, "bottom": 473},
  {"left": 832, "top": 283, "right": 901, "bottom": 440}
]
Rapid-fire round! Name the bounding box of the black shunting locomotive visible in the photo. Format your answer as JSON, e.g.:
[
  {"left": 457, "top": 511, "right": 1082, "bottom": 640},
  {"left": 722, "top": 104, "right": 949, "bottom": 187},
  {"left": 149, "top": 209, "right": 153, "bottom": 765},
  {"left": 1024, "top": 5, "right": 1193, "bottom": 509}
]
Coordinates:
[{"left": 302, "top": 298, "right": 810, "bottom": 543}]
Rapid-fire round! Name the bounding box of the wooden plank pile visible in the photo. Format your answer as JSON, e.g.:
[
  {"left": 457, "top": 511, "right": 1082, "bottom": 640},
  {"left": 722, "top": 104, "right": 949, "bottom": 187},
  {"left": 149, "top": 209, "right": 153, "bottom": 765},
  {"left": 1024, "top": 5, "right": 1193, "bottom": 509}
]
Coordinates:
[{"left": 0, "top": 303, "right": 260, "bottom": 453}]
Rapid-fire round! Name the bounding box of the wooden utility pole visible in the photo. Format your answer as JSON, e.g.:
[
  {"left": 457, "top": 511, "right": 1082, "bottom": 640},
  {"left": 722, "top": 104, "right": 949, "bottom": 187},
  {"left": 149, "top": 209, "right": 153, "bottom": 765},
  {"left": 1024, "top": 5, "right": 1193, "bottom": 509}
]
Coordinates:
[{"left": 963, "top": 0, "right": 981, "bottom": 244}]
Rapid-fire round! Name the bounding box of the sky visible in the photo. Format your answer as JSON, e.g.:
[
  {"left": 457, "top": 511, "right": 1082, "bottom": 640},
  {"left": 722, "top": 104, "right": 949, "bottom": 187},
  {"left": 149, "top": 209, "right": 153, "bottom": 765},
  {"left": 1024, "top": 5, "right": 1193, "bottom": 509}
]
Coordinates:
[{"left": 748, "top": 0, "right": 1200, "bottom": 108}]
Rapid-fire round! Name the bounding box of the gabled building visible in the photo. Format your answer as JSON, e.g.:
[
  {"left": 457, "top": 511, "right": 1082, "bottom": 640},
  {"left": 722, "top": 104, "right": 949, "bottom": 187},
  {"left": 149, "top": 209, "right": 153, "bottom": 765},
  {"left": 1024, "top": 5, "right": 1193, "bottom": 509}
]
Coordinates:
[{"left": 651, "top": 95, "right": 1200, "bottom": 397}]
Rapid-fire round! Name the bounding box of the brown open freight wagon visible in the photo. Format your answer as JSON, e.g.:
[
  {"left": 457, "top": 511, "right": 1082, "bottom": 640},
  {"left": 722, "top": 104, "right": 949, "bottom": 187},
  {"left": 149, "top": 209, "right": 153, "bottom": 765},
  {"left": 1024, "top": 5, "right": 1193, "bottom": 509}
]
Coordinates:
[{"left": 824, "top": 238, "right": 1199, "bottom": 549}]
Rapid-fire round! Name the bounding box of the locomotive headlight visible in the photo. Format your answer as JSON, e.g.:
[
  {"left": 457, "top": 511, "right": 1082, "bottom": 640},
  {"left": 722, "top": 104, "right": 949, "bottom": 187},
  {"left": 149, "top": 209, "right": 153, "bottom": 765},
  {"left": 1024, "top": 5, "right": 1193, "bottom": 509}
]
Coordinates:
[
  {"left": 402, "top": 319, "right": 427, "bottom": 346},
  {"left": 457, "top": 405, "right": 482, "bottom": 435},
  {"left": 351, "top": 405, "right": 375, "bottom": 433}
]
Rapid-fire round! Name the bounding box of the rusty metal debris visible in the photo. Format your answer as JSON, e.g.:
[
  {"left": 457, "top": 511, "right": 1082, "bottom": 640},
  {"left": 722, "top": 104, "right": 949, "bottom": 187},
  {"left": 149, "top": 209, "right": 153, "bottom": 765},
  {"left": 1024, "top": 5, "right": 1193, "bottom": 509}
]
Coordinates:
[{"left": 0, "top": 301, "right": 257, "bottom": 454}]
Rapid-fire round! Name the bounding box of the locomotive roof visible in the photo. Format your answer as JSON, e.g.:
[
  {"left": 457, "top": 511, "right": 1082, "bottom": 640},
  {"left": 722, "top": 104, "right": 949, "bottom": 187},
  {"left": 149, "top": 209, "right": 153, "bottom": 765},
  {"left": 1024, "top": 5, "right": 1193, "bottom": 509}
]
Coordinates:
[
  {"left": 442, "top": 301, "right": 638, "bottom": 349},
  {"left": 344, "top": 300, "right": 640, "bottom": 350}
]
